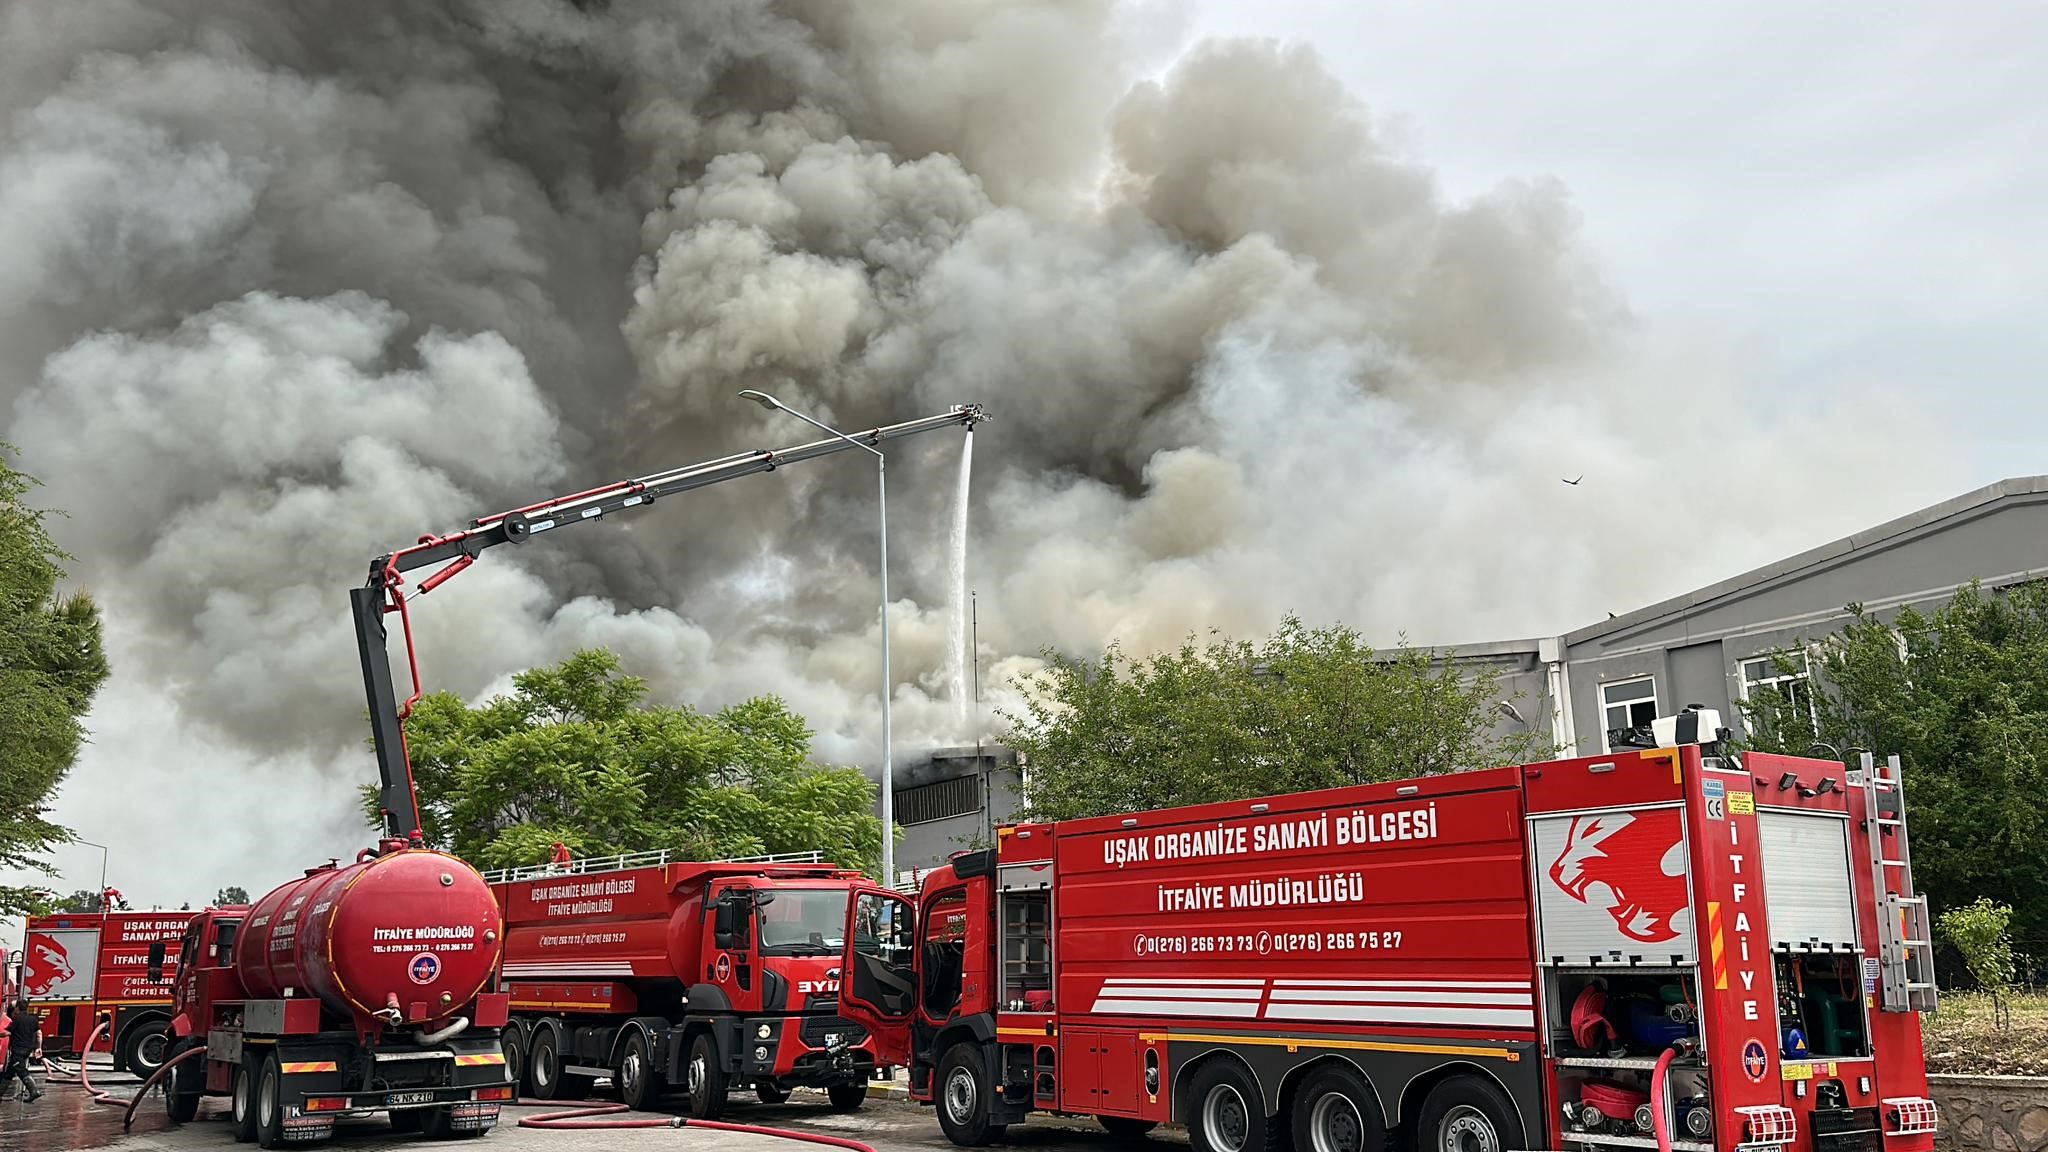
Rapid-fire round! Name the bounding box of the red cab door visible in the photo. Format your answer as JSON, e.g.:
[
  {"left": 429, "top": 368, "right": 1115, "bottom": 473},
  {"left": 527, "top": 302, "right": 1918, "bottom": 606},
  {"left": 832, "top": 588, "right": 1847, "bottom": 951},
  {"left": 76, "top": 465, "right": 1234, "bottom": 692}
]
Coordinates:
[{"left": 838, "top": 887, "right": 918, "bottom": 1067}]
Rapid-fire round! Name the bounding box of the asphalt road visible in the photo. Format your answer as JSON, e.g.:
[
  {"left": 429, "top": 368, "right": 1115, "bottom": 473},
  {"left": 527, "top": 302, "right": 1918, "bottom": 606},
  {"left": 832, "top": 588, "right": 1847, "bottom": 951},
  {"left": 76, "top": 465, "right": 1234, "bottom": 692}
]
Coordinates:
[{"left": 0, "top": 1069, "right": 1175, "bottom": 1152}]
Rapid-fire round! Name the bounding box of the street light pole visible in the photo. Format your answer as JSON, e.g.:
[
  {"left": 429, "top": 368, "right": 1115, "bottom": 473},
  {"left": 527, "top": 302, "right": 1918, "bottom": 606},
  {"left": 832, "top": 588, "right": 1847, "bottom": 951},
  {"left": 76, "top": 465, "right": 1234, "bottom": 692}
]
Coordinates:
[
  {"left": 77, "top": 839, "right": 109, "bottom": 1045},
  {"left": 737, "top": 390, "right": 896, "bottom": 887}
]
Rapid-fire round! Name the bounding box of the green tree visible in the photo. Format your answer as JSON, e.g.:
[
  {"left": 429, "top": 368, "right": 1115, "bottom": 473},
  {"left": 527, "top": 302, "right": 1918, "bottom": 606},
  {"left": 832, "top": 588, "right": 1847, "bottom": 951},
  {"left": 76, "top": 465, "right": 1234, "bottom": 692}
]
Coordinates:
[
  {"left": 0, "top": 447, "right": 110, "bottom": 917},
  {"left": 1004, "top": 615, "right": 1549, "bottom": 822},
  {"left": 54, "top": 889, "right": 130, "bottom": 913},
  {"left": 1938, "top": 898, "right": 2018, "bottom": 1028},
  {"left": 214, "top": 886, "right": 251, "bottom": 906},
  {"left": 1740, "top": 582, "right": 2048, "bottom": 943},
  {"left": 363, "top": 649, "right": 884, "bottom": 874}
]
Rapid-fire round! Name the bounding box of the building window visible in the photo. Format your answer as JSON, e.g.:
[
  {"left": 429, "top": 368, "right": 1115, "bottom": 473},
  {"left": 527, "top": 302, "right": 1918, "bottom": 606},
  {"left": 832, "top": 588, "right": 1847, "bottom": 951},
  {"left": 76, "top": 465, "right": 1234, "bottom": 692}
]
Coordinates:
[
  {"left": 1741, "top": 652, "right": 1817, "bottom": 727},
  {"left": 1601, "top": 677, "right": 1658, "bottom": 751},
  {"left": 895, "top": 775, "right": 981, "bottom": 826}
]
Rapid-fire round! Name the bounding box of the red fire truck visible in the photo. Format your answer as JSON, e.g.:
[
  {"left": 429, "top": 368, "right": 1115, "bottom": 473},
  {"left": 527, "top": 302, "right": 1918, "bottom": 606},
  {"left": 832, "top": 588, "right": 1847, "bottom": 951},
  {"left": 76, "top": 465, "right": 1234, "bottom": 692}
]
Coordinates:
[
  {"left": 487, "top": 850, "right": 882, "bottom": 1117},
  {"left": 17, "top": 908, "right": 199, "bottom": 1076},
  {"left": 835, "top": 713, "right": 1941, "bottom": 1152}
]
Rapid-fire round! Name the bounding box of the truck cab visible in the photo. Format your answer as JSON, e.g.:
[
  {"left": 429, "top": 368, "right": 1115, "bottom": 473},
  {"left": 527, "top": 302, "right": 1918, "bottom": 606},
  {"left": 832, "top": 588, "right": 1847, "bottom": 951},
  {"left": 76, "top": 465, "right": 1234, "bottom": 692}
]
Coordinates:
[{"left": 156, "top": 909, "right": 244, "bottom": 1041}]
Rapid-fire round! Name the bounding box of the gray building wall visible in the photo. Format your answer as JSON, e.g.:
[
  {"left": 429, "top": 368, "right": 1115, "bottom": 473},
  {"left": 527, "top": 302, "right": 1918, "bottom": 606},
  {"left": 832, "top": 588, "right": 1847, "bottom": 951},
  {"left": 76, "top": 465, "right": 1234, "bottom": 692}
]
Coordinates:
[
  {"left": 890, "top": 745, "right": 1021, "bottom": 886},
  {"left": 1556, "top": 477, "right": 2048, "bottom": 755}
]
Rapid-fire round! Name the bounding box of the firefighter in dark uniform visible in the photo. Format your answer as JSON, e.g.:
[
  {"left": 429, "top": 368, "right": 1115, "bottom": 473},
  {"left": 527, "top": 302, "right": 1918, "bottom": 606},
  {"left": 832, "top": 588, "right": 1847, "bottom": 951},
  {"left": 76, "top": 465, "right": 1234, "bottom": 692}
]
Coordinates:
[{"left": 4, "top": 1000, "right": 43, "bottom": 1102}]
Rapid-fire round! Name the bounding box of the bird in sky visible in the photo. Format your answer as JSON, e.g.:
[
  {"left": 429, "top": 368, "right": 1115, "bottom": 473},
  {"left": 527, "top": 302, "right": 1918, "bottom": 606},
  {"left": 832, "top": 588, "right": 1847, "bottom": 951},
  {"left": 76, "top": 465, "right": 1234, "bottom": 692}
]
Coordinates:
[{"left": 1562, "top": 476, "right": 1583, "bottom": 486}]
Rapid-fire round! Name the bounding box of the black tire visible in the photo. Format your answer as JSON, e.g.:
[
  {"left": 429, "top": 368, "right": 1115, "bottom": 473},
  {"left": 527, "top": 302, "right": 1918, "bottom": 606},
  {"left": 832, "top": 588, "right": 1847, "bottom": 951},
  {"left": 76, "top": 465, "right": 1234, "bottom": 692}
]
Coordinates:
[
  {"left": 503, "top": 1025, "right": 528, "bottom": 1094},
  {"left": 254, "top": 1053, "right": 286, "bottom": 1150},
  {"left": 422, "top": 1104, "right": 485, "bottom": 1140},
  {"left": 1187, "top": 1060, "right": 1272, "bottom": 1152},
  {"left": 165, "top": 1041, "right": 203, "bottom": 1123},
  {"left": 1413, "top": 1076, "right": 1523, "bottom": 1152},
  {"left": 1289, "top": 1065, "right": 1383, "bottom": 1152},
  {"left": 1100, "top": 1116, "right": 1160, "bottom": 1139},
  {"left": 617, "top": 1031, "right": 657, "bottom": 1112},
  {"left": 685, "top": 1031, "right": 728, "bottom": 1120},
  {"left": 828, "top": 1082, "right": 868, "bottom": 1112},
  {"left": 756, "top": 1081, "right": 791, "bottom": 1104},
  {"left": 527, "top": 1026, "right": 569, "bottom": 1100},
  {"left": 121, "top": 1019, "right": 173, "bottom": 1078},
  {"left": 935, "top": 1043, "right": 1005, "bottom": 1147},
  {"left": 389, "top": 1109, "right": 423, "bottom": 1134},
  {"left": 230, "top": 1060, "right": 259, "bottom": 1143}
]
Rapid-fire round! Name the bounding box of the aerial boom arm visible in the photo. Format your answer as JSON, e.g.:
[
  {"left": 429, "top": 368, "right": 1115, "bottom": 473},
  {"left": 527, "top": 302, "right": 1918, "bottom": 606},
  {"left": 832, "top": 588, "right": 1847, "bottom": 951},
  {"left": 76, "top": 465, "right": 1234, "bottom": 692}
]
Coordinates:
[{"left": 355, "top": 403, "right": 986, "bottom": 841}]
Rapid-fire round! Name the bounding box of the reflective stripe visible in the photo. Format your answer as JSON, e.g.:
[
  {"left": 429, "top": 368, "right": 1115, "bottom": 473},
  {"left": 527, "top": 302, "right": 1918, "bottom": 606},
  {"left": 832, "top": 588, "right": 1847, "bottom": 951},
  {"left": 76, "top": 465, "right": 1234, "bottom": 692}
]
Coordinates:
[
  {"left": 280, "top": 1061, "right": 338, "bottom": 1074},
  {"left": 454, "top": 1053, "right": 507, "bottom": 1066}
]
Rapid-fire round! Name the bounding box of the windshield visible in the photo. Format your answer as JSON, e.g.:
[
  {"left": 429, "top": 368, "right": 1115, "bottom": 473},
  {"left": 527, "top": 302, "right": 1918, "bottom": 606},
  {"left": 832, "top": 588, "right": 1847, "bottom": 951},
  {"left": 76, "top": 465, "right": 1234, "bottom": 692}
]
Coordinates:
[{"left": 757, "top": 888, "right": 851, "bottom": 956}]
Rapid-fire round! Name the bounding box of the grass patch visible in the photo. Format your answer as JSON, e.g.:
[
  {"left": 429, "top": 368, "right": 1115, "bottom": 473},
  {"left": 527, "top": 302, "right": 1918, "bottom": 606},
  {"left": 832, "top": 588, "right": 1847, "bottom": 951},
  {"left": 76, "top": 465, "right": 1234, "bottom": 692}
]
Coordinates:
[{"left": 1923, "top": 990, "right": 2048, "bottom": 1076}]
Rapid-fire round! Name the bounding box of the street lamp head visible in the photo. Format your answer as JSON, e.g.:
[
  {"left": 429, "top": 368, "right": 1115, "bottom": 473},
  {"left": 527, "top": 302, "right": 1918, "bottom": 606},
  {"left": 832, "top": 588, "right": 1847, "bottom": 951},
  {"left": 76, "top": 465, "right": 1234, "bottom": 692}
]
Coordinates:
[{"left": 737, "top": 389, "right": 782, "bottom": 412}]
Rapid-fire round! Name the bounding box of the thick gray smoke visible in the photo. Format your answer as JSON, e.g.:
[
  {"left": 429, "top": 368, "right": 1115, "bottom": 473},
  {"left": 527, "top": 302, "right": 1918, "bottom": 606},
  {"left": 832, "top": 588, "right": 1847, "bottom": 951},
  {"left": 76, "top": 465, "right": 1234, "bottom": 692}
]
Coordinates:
[{"left": 0, "top": 2, "right": 1956, "bottom": 904}]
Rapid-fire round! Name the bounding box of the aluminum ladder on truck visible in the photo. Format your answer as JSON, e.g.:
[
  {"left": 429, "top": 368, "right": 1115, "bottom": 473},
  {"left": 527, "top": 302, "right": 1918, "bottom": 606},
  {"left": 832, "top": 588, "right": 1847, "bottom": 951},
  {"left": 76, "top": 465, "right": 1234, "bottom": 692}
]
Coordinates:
[{"left": 1858, "top": 752, "right": 1939, "bottom": 1012}]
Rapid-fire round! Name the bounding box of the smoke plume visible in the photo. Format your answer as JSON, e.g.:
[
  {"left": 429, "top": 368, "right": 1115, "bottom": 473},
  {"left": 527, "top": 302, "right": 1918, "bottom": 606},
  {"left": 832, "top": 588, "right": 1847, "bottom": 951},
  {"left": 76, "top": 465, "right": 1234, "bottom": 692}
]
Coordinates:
[{"left": 0, "top": 2, "right": 1956, "bottom": 904}]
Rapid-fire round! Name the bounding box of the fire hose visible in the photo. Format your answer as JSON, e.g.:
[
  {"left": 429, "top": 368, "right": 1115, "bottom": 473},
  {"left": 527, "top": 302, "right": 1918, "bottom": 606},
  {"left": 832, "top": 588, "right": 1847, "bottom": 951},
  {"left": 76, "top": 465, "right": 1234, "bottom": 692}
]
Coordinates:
[
  {"left": 1649, "top": 1044, "right": 1681, "bottom": 1152},
  {"left": 516, "top": 1099, "right": 877, "bottom": 1150},
  {"left": 36, "top": 1018, "right": 210, "bottom": 1130}
]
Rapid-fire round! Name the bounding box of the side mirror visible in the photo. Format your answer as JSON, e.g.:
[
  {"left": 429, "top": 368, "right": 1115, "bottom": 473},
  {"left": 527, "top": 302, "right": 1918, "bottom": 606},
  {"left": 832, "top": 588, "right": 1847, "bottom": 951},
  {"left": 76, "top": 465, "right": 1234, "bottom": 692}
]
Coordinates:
[
  {"left": 147, "top": 940, "right": 166, "bottom": 983},
  {"left": 713, "top": 900, "right": 736, "bottom": 951}
]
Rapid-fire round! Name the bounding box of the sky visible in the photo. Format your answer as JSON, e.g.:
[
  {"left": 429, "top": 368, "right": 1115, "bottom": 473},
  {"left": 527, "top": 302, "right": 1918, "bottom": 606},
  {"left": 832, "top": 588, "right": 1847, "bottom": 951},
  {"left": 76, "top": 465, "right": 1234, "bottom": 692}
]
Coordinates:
[
  {"left": 5, "top": 2, "right": 2042, "bottom": 920},
  {"left": 1191, "top": 1, "right": 2048, "bottom": 483}
]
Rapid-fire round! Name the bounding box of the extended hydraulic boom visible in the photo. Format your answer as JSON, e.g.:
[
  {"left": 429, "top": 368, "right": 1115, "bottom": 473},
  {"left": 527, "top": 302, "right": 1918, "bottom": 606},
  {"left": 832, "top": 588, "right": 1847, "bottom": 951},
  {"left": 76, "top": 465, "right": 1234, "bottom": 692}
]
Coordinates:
[{"left": 353, "top": 404, "right": 987, "bottom": 840}]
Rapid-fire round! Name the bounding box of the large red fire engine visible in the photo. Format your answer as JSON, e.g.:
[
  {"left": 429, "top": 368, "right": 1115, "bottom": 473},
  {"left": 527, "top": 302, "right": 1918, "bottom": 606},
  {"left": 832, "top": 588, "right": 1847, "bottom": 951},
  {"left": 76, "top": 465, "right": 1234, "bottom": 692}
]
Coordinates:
[
  {"left": 16, "top": 907, "right": 196, "bottom": 1076},
  {"left": 485, "top": 850, "right": 882, "bottom": 1116},
  {"left": 836, "top": 713, "right": 1941, "bottom": 1152}
]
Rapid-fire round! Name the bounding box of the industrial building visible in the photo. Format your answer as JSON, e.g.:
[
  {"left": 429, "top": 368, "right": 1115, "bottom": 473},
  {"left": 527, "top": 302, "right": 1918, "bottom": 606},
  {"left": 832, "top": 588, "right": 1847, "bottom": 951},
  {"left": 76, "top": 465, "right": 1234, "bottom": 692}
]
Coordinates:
[{"left": 888, "top": 475, "right": 2048, "bottom": 879}]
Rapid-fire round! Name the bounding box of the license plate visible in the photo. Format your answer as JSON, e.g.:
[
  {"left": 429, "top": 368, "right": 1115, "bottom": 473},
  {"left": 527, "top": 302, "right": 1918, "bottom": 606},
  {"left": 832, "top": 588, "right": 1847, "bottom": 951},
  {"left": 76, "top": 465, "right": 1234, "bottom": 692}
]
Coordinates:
[{"left": 387, "top": 1091, "right": 435, "bottom": 1106}]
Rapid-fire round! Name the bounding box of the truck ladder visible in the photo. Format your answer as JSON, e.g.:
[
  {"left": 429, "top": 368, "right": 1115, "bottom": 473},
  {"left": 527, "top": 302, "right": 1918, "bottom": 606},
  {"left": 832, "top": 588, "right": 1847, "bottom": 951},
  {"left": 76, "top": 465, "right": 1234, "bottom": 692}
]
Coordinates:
[
  {"left": 1858, "top": 752, "right": 1938, "bottom": 1012},
  {"left": 481, "top": 849, "right": 829, "bottom": 885}
]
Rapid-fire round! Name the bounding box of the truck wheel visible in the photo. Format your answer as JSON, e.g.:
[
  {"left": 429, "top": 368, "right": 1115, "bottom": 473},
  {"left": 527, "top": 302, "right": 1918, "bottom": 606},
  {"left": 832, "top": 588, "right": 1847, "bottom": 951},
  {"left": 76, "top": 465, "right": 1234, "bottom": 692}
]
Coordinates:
[
  {"left": 936, "top": 1043, "right": 1005, "bottom": 1146},
  {"left": 231, "top": 1060, "right": 259, "bottom": 1143},
  {"left": 1100, "top": 1116, "right": 1160, "bottom": 1139},
  {"left": 422, "top": 1104, "right": 485, "bottom": 1140},
  {"left": 756, "top": 1081, "right": 791, "bottom": 1104},
  {"left": 1414, "top": 1076, "right": 1522, "bottom": 1152},
  {"left": 165, "top": 1041, "right": 203, "bottom": 1123},
  {"left": 617, "top": 1032, "right": 657, "bottom": 1112},
  {"left": 122, "top": 1019, "right": 172, "bottom": 1078},
  {"left": 828, "top": 1082, "right": 868, "bottom": 1112},
  {"left": 685, "top": 1032, "right": 728, "bottom": 1119},
  {"left": 255, "top": 1053, "right": 286, "bottom": 1150},
  {"left": 1188, "top": 1061, "right": 1270, "bottom": 1152},
  {"left": 503, "top": 1025, "right": 528, "bottom": 1093},
  {"left": 1290, "top": 1065, "right": 1382, "bottom": 1152},
  {"left": 528, "top": 1027, "right": 569, "bottom": 1100}
]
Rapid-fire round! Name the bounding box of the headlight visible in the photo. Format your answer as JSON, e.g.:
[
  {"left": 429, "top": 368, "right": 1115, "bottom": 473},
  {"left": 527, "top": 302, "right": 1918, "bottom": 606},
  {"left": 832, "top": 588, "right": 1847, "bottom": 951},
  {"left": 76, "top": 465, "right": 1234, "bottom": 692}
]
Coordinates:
[
  {"left": 755, "top": 1046, "right": 769, "bottom": 1061},
  {"left": 757, "top": 1024, "right": 772, "bottom": 1040}
]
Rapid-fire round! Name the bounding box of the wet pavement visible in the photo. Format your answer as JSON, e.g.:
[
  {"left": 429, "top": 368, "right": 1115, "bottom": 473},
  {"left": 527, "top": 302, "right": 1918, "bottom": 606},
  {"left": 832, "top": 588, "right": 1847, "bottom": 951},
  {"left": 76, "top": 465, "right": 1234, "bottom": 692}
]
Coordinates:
[{"left": 0, "top": 1061, "right": 1175, "bottom": 1152}]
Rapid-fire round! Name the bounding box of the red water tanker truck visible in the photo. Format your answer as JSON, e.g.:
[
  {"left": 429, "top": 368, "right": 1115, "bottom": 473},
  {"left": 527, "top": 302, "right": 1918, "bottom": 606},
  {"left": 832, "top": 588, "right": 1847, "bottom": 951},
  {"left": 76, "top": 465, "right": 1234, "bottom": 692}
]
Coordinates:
[
  {"left": 487, "top": 850, "right": 882, "bottom": 1117},
  {"left": 153, "top": 847, "right": 515, "bottom": 1144}
]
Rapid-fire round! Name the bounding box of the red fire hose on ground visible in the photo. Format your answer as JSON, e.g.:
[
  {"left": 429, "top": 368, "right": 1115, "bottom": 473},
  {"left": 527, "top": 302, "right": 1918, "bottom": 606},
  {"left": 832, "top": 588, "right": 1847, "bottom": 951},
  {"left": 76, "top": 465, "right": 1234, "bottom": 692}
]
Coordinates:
[
  {"left": 37, "top": 1019, "right": 209, "bottom": 1129},
  {"left": 516, "top": 1099, "right": 878, "bottom": 1150}
]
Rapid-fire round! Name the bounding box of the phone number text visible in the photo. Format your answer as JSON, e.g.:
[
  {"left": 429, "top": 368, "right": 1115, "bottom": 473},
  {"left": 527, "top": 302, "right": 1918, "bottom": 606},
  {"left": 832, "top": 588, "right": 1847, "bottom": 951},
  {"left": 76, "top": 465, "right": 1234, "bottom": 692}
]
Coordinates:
[{"left": 1132, "top": 930, "right": 1404, "bottom": 957}]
